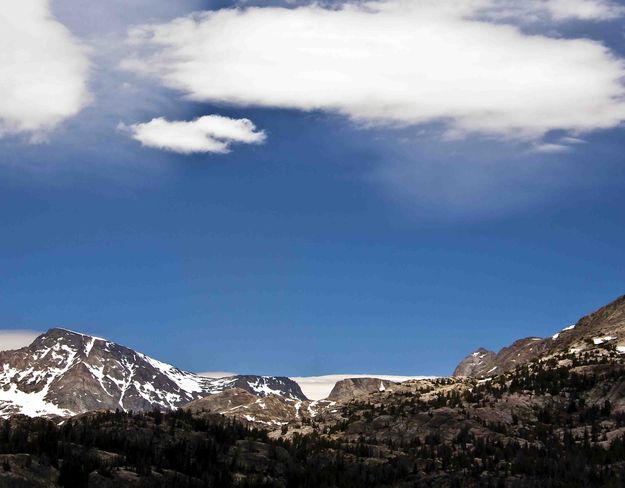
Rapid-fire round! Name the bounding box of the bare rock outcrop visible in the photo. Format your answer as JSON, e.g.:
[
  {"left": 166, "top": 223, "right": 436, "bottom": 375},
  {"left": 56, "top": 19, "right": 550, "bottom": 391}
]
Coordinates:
[
  {"left": 184, "top": 388, "right": 306, "bottom": 427},
  {"left": 452, "top": 348, "right": 496, "bottom": 377},
  {"left": 327, "top": 377, "right": 397, "bottom": 401}
]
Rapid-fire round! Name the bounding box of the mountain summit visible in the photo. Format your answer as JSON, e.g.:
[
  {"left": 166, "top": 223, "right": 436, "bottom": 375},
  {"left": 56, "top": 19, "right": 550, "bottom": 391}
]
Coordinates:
[{"left": 0, "top": 328, "right": 306, "bottom": 418}]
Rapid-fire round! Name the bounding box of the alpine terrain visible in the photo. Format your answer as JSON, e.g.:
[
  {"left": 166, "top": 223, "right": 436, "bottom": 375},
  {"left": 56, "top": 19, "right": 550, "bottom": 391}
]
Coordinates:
[
  {"left": 2, "top": 294, "right": 625, "bottom": 487},
  {"left": 454, "top": 294, "right": 625, "bottom": 377},
  {"left": 0, "top": 328, "right": 306, "bottom": 418}
]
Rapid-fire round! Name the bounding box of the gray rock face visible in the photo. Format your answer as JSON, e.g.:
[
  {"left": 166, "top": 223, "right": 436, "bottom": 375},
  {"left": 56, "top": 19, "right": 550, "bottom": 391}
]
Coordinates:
[
  {"left": 494, "top": 336, "right": 550, "bottom": 370},
  {"left": 327, "top": 378, "right": 397, "bottom": 401},
  {"left": 185, "top": 388, "right": 301, "bottom": 427},
  {"left": 455, "top": 337, "right": 549, "bottom": 378},
  {"left": 0, "top": 328, "right": 306, "bottom": 418},
  {"left": 452, "top": 348, "right": 496, "bottom": 377},
  {"left": 454, "top": 335, "right": 576, "bottom": 378}
]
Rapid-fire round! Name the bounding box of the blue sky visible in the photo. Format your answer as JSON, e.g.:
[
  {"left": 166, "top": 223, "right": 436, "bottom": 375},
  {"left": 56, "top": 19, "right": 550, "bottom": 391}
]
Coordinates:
[{"left": 1, "top": 0, "right": 624, "bottom": 376}]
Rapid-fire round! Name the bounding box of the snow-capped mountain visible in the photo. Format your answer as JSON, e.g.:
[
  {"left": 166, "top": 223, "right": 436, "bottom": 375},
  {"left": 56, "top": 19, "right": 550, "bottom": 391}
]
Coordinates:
[{"left": 0, "top": 328, "right": 306, "bottom": 418}]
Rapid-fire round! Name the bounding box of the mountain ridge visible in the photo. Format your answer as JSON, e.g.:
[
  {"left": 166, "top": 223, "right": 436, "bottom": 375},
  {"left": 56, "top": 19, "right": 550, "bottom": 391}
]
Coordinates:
[
  {"left": 3, "top": 295, "right": 625, "bottom": 486},
  {"left": 454, "top": 294, "right": 625, "bottom": 377},
  {"left": 0, "top": 328, "right": 307, "bottom": 418}
]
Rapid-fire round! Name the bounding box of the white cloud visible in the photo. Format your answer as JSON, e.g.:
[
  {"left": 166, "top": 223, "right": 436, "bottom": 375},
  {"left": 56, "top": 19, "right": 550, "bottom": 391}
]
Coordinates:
[
  {"left": 479, "top": 0, "right": 625, "bottom": 22},
  {"left": 0, "top": 330, "right": 40, "bottom": 351},
  {"left": 541, "top": 0, "right": 624, "bottom": 20},
  {"left": 290, "top": 374, "right": 434, "bottom": 400},
  {"left": 123, "top": 0, "right": 625, "bottom": 140},
  {"left": 532, "top": 142, "right": 571, "bottom": 153},
  {"left": 122, "top": 115, "right": 266, "bottom": 154},
  {"left": 0, "top": 0, "right": 90, "bottom": 138},
  {"left": 560, "top": 136, "right": 586, "bottom": 144}
]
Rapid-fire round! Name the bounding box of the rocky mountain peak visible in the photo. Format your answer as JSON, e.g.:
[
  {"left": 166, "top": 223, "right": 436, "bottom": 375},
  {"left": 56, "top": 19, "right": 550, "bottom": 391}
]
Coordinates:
[
  {"left": 453, "top": 347, "right": 496, "bottom": 377},
  {"left": 29, "top": 327, "right": 80, "bottom": 348},
  {"left": 0, "top": 328, "right": 306, "bottom": 419}
]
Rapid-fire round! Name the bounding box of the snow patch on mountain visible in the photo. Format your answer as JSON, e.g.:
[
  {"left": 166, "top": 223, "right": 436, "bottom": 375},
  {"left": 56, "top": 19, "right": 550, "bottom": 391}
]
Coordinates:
[
  {"left": 0, "top": 382, "right": 71, "bottom": 418},
  {"left": 138, "top": 353, "right": 206, "bottom": 394},
  {"left": 593, "top": 336, "right": 616, "bottom": 345}
]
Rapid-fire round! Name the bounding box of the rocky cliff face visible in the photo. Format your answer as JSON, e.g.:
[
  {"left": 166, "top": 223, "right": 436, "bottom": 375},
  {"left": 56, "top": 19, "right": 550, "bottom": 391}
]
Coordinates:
[
  {"left": 0, "top": 328, "right": 306, "bottom": 418},
  {"left": 327, "top": 377, "right": 397, "bottom": 401},
  {"left": 453, "top": 294, "right": 625, "bottom": 377},
  {"left": 452, "top": 347, "right": 496, "bottom": 377},
  {"left": 453, "top": 338, "right": 548, "bottom": 377}
]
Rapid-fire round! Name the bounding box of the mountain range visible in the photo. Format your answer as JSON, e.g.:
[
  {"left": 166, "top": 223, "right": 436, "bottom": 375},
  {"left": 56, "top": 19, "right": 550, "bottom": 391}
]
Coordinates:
[
  {"left": 1, "top": 294, "right": 625, "bottom": 486},
  {"left": 1, "top": 294, "right": 623, "bottom": 426}
]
